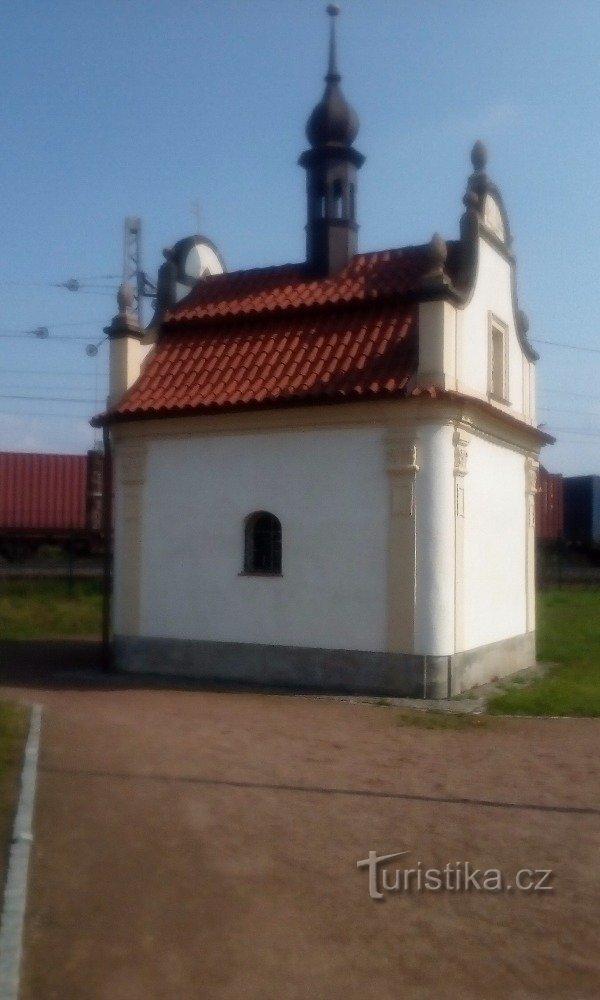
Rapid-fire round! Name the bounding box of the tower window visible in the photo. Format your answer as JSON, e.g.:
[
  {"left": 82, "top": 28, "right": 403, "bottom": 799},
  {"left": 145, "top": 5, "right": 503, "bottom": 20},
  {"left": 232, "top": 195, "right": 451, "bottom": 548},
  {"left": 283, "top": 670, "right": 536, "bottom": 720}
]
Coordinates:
[
  {"left": 244, "top": 512, "right": 282, "bottom": 575},
  {"left": 333, "top": 179, "right": 344, "bottom": 219},
  {"left": 313, "top": 182, "right": 326, "bottom": 219},
  {"left": 349, "top": 183, "right": 355, "bottom": 220}
]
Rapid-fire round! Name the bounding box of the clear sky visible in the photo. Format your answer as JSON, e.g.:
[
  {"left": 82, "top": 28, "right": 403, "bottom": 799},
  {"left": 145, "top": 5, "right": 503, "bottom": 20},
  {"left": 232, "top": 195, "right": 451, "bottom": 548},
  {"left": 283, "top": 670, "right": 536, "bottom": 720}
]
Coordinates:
[{"left": 1, "top": 0, "right": 599, "bottom": 475}]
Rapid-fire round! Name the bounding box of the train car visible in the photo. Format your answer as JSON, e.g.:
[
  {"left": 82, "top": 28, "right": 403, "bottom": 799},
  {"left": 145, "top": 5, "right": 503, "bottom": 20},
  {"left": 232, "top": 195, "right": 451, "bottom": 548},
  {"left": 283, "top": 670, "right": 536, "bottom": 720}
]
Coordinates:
[
  {"left": 536, "top": 466, "right": 564, "bottom": 542},
  {"left": 0, "top": 450, "right": 103, "bottom": 560},
  {"left": 564, "top": 475, "right": 600, "bottom": 550}
]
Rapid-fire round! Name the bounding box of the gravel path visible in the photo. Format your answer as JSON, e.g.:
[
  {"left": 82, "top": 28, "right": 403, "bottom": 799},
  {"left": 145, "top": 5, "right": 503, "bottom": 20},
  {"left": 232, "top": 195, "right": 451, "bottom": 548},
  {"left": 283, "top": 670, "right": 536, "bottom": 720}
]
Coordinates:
[{"left": 1, "top": 641, "right": 599, "bottom": 1000}]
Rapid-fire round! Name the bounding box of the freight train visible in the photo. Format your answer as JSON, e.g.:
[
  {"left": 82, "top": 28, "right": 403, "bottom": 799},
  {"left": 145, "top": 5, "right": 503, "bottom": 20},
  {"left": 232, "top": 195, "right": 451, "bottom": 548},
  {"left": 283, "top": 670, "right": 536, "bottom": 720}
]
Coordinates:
[
  {"left": 0, "top": 451, "right": 596, "bottom": 561},
  {"left": 0, "top": 450, "right": 104, "bottom": 561},
  {"left": 537, "top": 467, "right": 600, "bottom": 552}
]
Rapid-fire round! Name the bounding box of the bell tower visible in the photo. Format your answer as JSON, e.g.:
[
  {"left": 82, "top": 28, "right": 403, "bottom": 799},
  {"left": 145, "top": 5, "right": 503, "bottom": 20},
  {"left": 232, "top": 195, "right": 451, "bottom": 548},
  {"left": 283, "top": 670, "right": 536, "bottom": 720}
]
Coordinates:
[{"left": 299, "top": 5, "right": 365, "bottom": 277}]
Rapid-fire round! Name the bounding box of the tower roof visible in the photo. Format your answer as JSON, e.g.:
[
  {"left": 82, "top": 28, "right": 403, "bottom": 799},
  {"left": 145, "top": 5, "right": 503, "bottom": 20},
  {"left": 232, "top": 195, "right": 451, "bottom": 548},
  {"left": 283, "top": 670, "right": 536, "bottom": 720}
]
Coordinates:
[{"left": 305, "top": 5, "right": 359, "bottom": 148}]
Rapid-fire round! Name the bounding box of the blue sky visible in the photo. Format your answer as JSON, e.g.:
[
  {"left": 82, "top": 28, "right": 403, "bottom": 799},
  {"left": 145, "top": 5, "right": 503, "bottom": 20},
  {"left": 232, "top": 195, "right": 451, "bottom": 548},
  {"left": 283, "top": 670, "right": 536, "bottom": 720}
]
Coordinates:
[{"left": 1, "top": 0, "right": 599, "bottom": 474}]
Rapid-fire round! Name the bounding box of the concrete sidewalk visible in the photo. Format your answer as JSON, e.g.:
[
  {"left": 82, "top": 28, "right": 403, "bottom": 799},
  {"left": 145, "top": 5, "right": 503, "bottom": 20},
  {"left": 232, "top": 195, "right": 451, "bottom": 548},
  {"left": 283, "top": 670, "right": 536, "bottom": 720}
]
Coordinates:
[{"left": 1, "top": 642, "right": 599, "bottom": 999}]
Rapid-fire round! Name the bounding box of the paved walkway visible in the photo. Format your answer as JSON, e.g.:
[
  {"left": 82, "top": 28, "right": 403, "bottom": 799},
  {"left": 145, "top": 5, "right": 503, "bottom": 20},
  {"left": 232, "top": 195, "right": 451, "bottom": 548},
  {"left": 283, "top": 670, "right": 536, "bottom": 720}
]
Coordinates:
[{"left": 1, "top": 641, "right": 599, "bottom": 1000}]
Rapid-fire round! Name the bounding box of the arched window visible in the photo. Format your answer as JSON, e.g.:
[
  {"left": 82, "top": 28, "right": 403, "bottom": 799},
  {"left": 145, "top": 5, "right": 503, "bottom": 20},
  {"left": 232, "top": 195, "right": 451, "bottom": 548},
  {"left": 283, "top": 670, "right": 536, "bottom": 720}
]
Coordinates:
[{"left": 244, "top": 512, "right": 282, "bottom": 574}]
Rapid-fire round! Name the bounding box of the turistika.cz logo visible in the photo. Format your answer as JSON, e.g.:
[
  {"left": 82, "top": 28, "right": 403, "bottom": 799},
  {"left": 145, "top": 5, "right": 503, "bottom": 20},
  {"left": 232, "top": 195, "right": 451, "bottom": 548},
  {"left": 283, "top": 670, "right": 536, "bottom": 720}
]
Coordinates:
[{"left": 356, "top": 851, "right": 554, "bottom": 900}]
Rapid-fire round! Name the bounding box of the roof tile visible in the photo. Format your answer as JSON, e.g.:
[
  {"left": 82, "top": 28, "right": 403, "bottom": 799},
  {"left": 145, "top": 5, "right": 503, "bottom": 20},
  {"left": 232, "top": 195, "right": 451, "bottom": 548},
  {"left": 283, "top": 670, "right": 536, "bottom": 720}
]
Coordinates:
[
  {"left": 107, "top": 301, "right": 417, "bottom": 421},
  {"left": 163, "top": 244, "right": 434, "bottom": 328}
]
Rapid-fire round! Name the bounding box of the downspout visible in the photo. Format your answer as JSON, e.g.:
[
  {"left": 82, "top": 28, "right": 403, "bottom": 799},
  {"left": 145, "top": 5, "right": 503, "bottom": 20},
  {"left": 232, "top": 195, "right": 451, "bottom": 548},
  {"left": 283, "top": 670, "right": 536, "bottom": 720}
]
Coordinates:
[{"left": 101, "top": 424, "right": 113, "bottom": 672}]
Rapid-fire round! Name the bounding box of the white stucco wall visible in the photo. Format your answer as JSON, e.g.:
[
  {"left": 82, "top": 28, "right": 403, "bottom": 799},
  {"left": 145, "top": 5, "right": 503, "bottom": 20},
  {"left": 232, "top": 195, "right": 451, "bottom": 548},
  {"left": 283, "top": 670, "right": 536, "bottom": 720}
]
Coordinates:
[
  {"left": 414, "top": 423, "right": 456, "bottom": 656},
  {"left": 462, "top": 435, "right": 527, "bottom": 649},
  {"left": 459, "top": 237, "right": 534, "bottom": 422},
  {"left": 127, "top": 425, "right": 389, "bottom": 651}
]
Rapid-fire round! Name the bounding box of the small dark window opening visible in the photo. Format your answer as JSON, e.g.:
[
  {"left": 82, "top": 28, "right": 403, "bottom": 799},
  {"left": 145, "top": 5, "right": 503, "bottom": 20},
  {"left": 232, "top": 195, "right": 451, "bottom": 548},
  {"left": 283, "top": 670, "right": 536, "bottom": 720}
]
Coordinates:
[
  {"left": 312, "top": 183, "right": 326, "bottom": 220},
  {"left": 244, "top": 512, "right": 282, "bottom": 574},
  {"left": 333, "top": 179, "right": 344, "bottom": 219},
  {"left": 313, "top": 182, "right": 326, "bottom": 219},
  {"left": 349, "top": 183, "right": 355, "bottom": 220}
]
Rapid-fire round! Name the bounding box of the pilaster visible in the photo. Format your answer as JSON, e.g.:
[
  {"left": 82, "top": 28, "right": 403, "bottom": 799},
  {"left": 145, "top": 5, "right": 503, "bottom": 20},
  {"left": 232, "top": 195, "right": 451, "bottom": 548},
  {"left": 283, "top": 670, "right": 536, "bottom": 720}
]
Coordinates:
[
  {"left": 415, "top": 298, "right": 457, "bottom": 390},
  {"left": 453, "top": 425, "right": 470, "bottom": 653},
  {"left": 385, "top": 429, "right": 419, "bottom": 653},
  {"left": 525, "top": 455, "right": 538, "bottom": 633},
  {"left": 115, "top": 441, "right": 147, "bottom": 635}
]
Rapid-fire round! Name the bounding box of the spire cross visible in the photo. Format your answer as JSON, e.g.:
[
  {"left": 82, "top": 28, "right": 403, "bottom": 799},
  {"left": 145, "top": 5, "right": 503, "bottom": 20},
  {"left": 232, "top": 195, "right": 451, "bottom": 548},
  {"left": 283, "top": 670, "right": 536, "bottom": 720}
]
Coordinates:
[{"left": 326, "top": 4, "right": 341, "bottom": 82}]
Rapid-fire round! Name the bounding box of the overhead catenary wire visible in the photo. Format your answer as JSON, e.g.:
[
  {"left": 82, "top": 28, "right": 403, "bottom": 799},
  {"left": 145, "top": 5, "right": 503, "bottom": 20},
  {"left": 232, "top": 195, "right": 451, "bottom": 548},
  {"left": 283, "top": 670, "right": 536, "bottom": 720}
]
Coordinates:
[
  {"left": 0, "top": 409, "right": 96, "bottom": 419},
  {"left": 0, "top": 275, "right": 119, "bottom": 287},
  {"left": 0, "top": 394, "right": 101, "bottom": 403},
  {"left": 0, "top": 333, "right": 105, "bottom": 342},
  {"left": 0, "top": 320, "right": 106, "bottom": 332},
  {"left": 545, "top": 426, "right": 600, "bottom": 438},
  {"left": 0, "top": 369, "right": 108, "bottom": 378},
  {"left": 539, "top": 388, "right": 600, "bottom": 401},
  {"left": 539, "top": 406, "right": 600, "bottom": 418},
  {"left": 533, "top": 338, "right": 600, "bottom": 354}
]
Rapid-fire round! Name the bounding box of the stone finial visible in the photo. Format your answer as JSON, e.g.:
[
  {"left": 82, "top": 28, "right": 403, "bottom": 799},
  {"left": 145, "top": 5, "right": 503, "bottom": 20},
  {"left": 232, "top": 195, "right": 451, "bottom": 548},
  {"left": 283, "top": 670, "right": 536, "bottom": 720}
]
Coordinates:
[
  {"left": 105, "top": 281, "right": 141, "bottom": 340},
  {"left": 428, "top": 232, "right": 447, "bottom": 270},
  {"left": 117, "top": 282, "right": 134, "bottom": 317},
  {"left": 421, "top": 233, "right": 450, "bottom": 289},
  {"left": 471, "top": 140, "right": 487, "bottom": 172}
]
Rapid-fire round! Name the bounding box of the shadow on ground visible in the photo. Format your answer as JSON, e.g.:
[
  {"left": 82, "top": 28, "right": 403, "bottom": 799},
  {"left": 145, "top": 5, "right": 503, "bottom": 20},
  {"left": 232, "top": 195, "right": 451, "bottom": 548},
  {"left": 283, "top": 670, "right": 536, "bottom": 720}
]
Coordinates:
[{"left": 0, "top": 639, "right": 408, "bottom": 701}]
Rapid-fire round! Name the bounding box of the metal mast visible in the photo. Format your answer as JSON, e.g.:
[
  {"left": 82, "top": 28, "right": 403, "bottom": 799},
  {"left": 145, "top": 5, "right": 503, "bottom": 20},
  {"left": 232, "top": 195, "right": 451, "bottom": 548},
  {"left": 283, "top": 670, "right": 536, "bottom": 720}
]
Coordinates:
[{"left": 122, "top": 217, "right": 144, "bottom": 327}]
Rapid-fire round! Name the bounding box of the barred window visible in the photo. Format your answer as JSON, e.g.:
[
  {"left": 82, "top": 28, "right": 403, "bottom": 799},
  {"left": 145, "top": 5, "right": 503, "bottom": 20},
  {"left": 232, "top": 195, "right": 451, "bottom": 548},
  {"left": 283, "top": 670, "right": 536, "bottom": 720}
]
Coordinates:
[{"left": 244, "top": 512, "right": 282, "bottom": 575}]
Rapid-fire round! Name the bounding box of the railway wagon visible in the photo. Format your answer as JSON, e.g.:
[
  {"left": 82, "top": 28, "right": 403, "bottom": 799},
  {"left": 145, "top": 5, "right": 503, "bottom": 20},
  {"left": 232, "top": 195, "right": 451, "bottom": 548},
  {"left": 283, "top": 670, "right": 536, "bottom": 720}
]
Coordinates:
[
  {"left": 0, "top": 450, "right": 103, "bottom": 560},
  {"left": 536, "top": 466, "right": 564, "bottom": 542},
  {"left": 564, "top": 475, "right": 600, "bottom": 551}
]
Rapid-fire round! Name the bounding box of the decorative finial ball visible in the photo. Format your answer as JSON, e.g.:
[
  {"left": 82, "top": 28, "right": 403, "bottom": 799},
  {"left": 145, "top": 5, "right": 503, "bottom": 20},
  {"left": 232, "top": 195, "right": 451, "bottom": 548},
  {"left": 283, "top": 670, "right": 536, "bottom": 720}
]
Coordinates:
[
  {"left": 117, "top": 282, "right": 134, "bottom": 314},
  {"left": 471, "top": 140, "right": 487, "bottom": 172},
  {"left": 326, "top": 4, "right": 341, "bottom": 16},
  {"left": 428, "top": 232, "right": 448, "bottom": 268}
]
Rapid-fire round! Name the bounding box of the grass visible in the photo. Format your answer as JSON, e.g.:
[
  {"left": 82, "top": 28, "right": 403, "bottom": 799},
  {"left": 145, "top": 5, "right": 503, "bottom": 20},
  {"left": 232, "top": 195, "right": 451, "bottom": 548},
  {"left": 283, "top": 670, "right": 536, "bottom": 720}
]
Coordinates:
[
  {"left": 396, "top": 710, "right": 491, "bottom": 731},
  {"left": 0, "top": 701, "right": 28, "bottom": 890},
  {"left": 487, "top": 588, "right": 600, "bottom": 717},
  {"left": 0, "top": 579, "right": 598, "bottom": 717},
  {"left": 0, "top": 578, "right": 102, "bottom": 640}
]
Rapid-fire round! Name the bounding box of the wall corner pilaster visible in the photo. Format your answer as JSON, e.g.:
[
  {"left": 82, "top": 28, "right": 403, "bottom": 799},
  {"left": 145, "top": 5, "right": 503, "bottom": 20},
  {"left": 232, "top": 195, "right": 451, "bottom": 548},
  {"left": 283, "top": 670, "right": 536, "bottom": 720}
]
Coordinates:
[
  {"left": 453, "top": 425, "right": 470, "bottom": 652},
  {"left": 115, "top": 439, "right": 147, "bottom": 635},
  {"left": 384, "top": 429, "right": 419, "bottom": 653},
  {"left": 524, "top": 455, "right": 539, "bottom": 633}
]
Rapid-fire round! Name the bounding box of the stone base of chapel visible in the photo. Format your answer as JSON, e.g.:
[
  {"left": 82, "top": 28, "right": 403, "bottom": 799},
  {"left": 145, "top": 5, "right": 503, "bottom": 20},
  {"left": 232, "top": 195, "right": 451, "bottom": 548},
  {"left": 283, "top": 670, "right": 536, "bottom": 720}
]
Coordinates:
[{"left": 112, "top": 631, "right": 536, "bottom": 699}]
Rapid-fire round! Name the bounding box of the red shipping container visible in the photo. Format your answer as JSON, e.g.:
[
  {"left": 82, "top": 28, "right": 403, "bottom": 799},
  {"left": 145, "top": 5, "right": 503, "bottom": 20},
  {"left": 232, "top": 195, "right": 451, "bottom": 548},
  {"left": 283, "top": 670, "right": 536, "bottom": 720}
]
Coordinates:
[
  {"left": 536, "top": 466, "right": 564, "bottom": 541},
  {"left": 0, "top": 452, "right": 88, "bottom": 533}
]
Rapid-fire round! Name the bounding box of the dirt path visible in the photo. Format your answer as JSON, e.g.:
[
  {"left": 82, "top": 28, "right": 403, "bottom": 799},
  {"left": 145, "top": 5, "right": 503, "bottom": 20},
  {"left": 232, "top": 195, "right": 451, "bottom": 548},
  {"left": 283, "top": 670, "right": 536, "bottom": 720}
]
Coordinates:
[{"left": 1, "top": 641, "right": 599, "bottom": 999}]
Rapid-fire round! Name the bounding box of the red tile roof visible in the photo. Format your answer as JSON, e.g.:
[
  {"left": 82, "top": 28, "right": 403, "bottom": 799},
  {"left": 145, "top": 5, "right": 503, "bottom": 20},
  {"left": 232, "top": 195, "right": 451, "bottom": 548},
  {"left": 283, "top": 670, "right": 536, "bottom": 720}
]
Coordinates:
[
  {"left": 99, "top": 245, "right": 444, "bottom": 423},
  {"left": 164, "top": 245, "right": 431, "bottom": 326},
  {"left": 110, "top": 303, "right": 417, "bottom": 420}
]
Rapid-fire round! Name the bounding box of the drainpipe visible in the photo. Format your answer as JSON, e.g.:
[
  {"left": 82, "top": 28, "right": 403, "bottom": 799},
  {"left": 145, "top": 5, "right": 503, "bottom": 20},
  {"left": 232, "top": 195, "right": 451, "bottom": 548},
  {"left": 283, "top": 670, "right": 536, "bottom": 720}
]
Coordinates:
[{"left": 101, "top": 424, "right": 113, "bottom": 672}]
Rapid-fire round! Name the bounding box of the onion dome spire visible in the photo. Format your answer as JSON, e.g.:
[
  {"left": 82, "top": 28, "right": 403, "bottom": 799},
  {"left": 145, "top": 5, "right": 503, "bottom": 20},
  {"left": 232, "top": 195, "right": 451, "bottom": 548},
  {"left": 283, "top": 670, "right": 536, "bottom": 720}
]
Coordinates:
[
  {"left": 326, "top": 3, "right": 341, "bottom": 82},
  {"left": 299, "top": 6, "right": 365, "bottom": 276},
  {"left": 306, "top": 4, "right": 360, "bottom": 149}
]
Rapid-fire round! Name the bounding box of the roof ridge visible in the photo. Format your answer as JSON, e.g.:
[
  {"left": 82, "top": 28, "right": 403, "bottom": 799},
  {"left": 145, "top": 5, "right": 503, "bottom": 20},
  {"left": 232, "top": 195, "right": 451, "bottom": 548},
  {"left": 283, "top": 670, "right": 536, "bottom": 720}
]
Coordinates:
[{"left": 163, "top": 243, "right": 434, "bottom": 329}]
